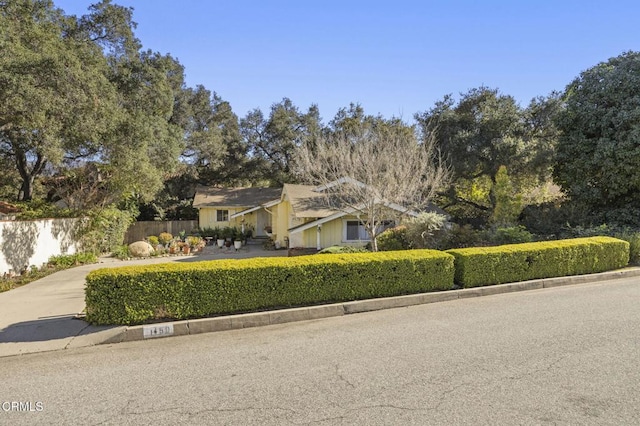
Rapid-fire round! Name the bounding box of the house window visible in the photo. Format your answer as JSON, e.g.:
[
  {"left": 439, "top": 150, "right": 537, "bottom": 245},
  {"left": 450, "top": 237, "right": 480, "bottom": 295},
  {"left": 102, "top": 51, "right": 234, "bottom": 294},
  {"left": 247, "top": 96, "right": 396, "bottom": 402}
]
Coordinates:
[
  {"left": 343, "top": 220, "right": 394, "bottom": 242},
  {"left": 216, "top": 209, "right": 229, "bottom": 222},
  {"left": 345, "top": 221, "right": 368, "bottom": 241}
]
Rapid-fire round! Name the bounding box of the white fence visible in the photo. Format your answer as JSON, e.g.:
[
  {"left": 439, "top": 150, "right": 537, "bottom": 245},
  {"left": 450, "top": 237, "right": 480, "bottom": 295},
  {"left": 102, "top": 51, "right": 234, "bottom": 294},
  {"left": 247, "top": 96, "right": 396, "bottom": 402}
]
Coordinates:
[{"left": 0, "top": 218, "right": 80, "bottom": 276}]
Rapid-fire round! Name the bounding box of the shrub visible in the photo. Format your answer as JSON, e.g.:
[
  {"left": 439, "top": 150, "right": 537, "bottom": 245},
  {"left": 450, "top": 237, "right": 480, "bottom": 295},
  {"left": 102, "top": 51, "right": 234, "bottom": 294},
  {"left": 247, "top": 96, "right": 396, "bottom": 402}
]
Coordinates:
[
  {"left": 317, "top": 246, "right": 368, "bottom": 254},
  {"left": 15, "top": 199, "right": 80, "bottom": 220},
  {"left": 561, "top": 224, "right": 640, "bottom": 265},
  {"left": 76, "top": 207, "right": 135, "bottom": 254},
  {"left": 488, "top": 226, "right": 533, "bottom": 245},
  {"left": 111, "top": 245, "right": 131, "bottom": 260},
  {"left": 377, "top": 226, "right": 411, "bottom": 251},
  {"left": 186, "top": 236, "right": 203, "bottom": 248},
  {"left": 200, "top": 227, "right": 219, "bottom": 239},
  {"left": 404, "top": 212, "right": 448, "bottom": 249},
  {"left": 438, "top": 224, "right": 486, "bottom": 249},
  {"left": 158, "top": 232, "right": 173, "bottom": 246},
  {"left": 48, "top": 252, "right": 98, "bottom": 268},
  {"left": 616, "top": 231, "right": 640, "bottom": 265},
  {"left": 447, "top": 236, "right": 629, "bottom": 288},
  {"left": 85, "top": 250, "right": 455, "bottom": 325},
  {"left": 148, "top": 236, "right": 160, "bottom": 247}
]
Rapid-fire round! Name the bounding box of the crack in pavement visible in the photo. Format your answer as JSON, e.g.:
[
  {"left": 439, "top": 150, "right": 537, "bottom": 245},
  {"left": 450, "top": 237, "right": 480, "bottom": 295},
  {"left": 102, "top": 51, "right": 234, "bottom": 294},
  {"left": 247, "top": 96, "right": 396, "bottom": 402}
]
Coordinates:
[
  {"left": 334, "top": 364, "right": 355, "bottom": 389},
  {"left": 64, "top": 322, "right": 92, "bottom": 350}
]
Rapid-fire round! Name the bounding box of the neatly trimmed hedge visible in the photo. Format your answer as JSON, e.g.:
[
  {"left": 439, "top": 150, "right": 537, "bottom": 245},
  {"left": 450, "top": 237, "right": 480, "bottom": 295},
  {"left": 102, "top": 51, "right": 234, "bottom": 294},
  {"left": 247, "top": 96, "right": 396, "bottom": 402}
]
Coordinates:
[
  {"left": 85, "top": 250, "right": 455, "bottom": 325},
  {"left": 447, "top": 236, "right": 629, "bottom": 288}
]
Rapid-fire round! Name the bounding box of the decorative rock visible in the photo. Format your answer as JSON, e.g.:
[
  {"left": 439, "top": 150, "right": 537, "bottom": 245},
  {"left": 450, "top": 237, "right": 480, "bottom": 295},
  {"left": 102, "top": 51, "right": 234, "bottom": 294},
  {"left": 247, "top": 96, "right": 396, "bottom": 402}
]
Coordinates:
[{"left": 128, "top": 241, "right": 154, "bottom": 257}]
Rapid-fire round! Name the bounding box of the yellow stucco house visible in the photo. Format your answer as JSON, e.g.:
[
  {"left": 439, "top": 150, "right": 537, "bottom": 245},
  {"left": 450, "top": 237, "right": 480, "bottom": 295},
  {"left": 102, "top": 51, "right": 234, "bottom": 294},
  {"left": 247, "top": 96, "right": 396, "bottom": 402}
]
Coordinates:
[{"left": 193, "top": 178, "right": 434, "bottom": 250}]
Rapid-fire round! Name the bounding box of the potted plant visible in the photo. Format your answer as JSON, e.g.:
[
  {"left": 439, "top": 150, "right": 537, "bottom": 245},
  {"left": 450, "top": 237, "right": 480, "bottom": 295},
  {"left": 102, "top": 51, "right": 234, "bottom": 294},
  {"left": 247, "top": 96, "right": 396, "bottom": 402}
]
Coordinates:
[
  {"left": 201, "top": 227, "right": 219, "bottom": 246},
  {"left": 186, "top": 236, "right": 202, "bottom": 252},
  {"left": 180, "top": 241, "right": 190, "bottom": 255},
  {"left": 158, "top": 232, "right": 173, "bottom": 247},
  {"left": 243, "top": 228, "right": 253, "bottom": 244}
]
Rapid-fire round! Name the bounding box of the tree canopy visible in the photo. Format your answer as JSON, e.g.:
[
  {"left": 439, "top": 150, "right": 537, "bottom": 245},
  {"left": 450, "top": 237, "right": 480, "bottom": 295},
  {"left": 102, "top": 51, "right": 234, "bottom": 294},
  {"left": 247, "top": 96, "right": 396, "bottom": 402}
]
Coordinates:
[
  {"left": 414, "top": 87, "right": 560, "bottom": 224},
  {"left": 3, "top": 0, "right": 639, "bottom": 236},
  {"left": 0, "top": 0, "right": 120, "bottom": 201},
  {"left": 554, "top": 51, "right": 640, "bottom": 225}
]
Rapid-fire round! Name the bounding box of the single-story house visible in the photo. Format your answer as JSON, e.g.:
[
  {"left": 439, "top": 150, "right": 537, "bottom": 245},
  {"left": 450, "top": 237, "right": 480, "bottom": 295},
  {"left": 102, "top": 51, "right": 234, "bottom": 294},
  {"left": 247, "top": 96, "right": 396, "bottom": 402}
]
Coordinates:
[{"left": 193, "top": 178, "right": 443, "bottom": 250}]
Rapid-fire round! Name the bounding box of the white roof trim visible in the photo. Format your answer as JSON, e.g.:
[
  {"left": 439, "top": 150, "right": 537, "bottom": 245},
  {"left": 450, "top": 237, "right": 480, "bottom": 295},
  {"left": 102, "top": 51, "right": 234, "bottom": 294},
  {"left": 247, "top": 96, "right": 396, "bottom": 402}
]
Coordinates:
[
  {"left": 229, "top": 198, "right": 280, "bottom": 219},
  {"left": 288, "top": 209, "right": 355, "bottom": 233},
  {"left": 383, "top": 201, "right": 419, "bottom": 217},
  {"left": 288, "top": 201, "right": 419, "bottom": 233}
]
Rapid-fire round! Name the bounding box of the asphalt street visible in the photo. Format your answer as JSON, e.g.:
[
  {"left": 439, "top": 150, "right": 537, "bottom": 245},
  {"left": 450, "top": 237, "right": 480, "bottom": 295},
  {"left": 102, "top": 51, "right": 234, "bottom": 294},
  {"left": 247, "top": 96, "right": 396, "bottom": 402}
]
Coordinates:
[{"left": 2, "top": 277, "right": 640, "bottom": 425}]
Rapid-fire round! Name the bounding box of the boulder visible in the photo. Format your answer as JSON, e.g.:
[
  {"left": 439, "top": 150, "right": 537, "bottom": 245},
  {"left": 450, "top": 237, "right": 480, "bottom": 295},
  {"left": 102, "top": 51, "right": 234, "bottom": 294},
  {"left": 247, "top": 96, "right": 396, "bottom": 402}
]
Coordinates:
[{"left": 128, "top": 241, "right": 154, "bottom": 258}]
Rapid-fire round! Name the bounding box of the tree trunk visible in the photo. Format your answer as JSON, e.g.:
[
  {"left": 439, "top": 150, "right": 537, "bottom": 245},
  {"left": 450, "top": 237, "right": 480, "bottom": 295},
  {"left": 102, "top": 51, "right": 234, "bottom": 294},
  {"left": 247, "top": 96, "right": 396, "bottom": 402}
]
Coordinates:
[
  {"left": 18, "top": 176, "right": 35, "bottom": 201},
  {"left": 15, "top": 148, "right": 46, "bottom": 201},
  {"left": 371, "top": 236, "right": 379, "bottom": 252}
]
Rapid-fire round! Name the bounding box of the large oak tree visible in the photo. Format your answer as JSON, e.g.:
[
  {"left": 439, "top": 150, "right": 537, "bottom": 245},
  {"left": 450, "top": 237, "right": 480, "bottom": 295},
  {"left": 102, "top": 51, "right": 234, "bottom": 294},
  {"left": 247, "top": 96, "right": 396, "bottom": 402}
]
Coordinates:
[
  {"left": 554, "top": 51, "right": 640, "bottom": 226},
  {"left": 0, "top": 0, "right": 119, "bottom": 200}
]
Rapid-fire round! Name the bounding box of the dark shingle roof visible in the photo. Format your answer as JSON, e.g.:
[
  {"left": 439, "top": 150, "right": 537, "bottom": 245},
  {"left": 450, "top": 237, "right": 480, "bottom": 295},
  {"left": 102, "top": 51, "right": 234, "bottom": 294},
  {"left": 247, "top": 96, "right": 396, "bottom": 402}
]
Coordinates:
[{"left": 193, "top": 186, "right": 282, "bottom": 208}]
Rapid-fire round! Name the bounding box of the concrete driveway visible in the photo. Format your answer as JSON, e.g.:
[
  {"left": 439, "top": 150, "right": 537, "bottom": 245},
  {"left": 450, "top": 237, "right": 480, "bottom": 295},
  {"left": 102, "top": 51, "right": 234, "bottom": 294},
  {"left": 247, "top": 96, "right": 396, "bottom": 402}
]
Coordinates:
[{"left": 0, "top": 243, "right": 287, "bottom": 357}]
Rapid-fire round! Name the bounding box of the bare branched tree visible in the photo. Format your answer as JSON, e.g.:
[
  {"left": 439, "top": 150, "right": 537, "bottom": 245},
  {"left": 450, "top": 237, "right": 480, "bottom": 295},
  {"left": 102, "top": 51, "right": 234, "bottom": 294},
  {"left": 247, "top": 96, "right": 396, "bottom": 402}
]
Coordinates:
[{"left": 294, "top": 125, "right": 450, "bottom": 251}]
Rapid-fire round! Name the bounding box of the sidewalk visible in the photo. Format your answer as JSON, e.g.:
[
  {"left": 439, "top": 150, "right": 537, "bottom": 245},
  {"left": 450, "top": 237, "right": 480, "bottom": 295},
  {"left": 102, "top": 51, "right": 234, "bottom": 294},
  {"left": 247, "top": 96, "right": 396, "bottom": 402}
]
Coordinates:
[{"left": 0, "top": 244, "right": 287, "bottom": 358}]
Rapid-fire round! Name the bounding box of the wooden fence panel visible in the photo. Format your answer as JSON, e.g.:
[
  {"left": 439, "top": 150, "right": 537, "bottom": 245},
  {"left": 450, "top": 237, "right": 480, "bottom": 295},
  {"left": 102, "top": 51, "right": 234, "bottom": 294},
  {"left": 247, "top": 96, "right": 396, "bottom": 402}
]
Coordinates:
[{"left": 124, "top": 220, "right": 199, "bottom": 244}]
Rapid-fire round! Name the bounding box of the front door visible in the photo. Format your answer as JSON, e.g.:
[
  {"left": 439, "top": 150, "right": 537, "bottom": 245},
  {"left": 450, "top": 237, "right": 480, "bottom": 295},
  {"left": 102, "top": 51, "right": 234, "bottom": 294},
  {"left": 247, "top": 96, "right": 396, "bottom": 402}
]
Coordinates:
[{"left": 256, "top": 209, "right": 271, "bottom": 236}]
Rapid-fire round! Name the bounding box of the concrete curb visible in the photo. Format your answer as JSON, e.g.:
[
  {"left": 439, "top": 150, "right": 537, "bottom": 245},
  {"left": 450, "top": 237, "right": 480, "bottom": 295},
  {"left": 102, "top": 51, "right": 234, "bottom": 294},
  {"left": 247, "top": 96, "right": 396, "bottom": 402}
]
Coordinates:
[{"left": 98, "top": 267, "right": 640, "bottom": 345}]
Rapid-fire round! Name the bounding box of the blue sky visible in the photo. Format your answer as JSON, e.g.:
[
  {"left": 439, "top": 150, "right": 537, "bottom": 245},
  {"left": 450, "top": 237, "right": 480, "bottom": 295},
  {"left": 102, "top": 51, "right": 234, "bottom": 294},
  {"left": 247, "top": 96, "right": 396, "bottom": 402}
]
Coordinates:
[{"left": 54, "top": 0, "right": 639, "bottom": 123}]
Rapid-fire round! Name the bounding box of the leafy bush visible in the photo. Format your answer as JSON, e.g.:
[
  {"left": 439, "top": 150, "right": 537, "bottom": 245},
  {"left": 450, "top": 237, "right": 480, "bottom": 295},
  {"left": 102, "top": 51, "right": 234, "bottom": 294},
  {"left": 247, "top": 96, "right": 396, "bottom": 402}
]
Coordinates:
[
  {"left": 377, "top": 214, "right": 449, "bottom": 251},
  {"left": 148, "top": 236, "right": 159, "bottom": 247},
  {"left": 561, "top": 224, "right": 640, "bottom": 265},
  {"left": 377, "top": 226, "right": 411, "bottom": 251},
  {"left": 199, "top": 227, "right": 219, "bottom": 239},
  {"left": 404, "top": 212, "right": 448, "bottom": 249},
  {"left": 616, "top": 231, "right": 640, "bottom": 265},
  {"left": 14, "top": 199, "right": 80, "bottom": 220},
  {"left": 519, "top": 201, "right": 576, "bottom": 237},
  {"left": 85, "top": 250, "right": 456, "bottom": 325},
  {"left": 186, "top": 236, "right": 203, "bottom": 248},
  {"left": 447, "top": 236, "right": 629, "bottom": 288},
  {"left": 158, "top": 232, "right": 173, "bottom": 245},
  {"left": 438, "top": 224, "right": 486, "bottom": 249},
  {"left": 487, "top": 226, "right": 533, "bottom": 245},
  {"left": 76, "top": 207, "right": 135, "bottom": 254},
  {"left": 47, "top": 252, "right": 97, "bottom": 268},
  {"left": 111, "top": 245, "right": 131, "bottom": 260},
  {"left": 317, "top": 246, "right": 368, "bottom": 254}
]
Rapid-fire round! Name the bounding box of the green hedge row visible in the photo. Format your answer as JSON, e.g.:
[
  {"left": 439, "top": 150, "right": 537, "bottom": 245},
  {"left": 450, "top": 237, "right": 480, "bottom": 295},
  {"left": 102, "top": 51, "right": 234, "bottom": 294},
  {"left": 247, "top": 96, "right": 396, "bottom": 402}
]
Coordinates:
[
  {"left": 447, "top": 236, "right": 629, "bottom": 288},
  {"left": 85, "top": 250, "right": 455, "bottom": 325}
]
